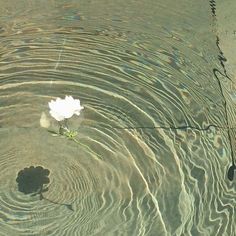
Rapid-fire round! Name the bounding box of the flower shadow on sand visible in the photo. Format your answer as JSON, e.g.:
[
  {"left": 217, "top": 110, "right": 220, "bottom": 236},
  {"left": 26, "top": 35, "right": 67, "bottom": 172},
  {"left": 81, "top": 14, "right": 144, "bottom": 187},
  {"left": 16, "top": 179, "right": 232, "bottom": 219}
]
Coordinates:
[
  {"left": 16, "top": 166, "right": 74, "bottom": 211},
  {"left": 16, "top": 166, "right": 50, "bottom": 196}
]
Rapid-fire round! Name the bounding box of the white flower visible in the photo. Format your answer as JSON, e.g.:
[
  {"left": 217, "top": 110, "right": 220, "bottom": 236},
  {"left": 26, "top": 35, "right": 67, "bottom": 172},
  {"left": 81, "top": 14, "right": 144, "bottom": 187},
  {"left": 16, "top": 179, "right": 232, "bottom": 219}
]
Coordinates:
[{"left": 48, "top": 96, "right": 84, "bottom": 121}]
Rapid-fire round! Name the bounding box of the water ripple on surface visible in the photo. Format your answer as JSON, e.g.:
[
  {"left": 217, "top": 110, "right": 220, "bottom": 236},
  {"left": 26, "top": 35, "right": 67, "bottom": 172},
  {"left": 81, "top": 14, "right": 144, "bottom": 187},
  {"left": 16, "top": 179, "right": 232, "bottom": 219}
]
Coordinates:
[{"left": 0, "top": 0, "right": 235, "bottom": 235}]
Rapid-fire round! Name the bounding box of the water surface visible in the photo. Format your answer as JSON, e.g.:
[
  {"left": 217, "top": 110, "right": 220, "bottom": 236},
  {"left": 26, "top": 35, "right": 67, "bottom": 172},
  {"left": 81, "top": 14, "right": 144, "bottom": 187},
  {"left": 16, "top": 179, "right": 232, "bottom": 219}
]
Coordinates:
[{"left": 0, "top": 0, "right": 235, "bottom": 235}]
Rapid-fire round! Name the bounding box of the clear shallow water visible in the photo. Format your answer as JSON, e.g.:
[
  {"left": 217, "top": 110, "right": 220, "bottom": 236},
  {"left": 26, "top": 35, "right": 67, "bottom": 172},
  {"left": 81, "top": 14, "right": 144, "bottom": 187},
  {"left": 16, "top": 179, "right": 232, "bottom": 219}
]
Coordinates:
[{"left": 0, "top": 0, "right": 236, "bottom": 235}]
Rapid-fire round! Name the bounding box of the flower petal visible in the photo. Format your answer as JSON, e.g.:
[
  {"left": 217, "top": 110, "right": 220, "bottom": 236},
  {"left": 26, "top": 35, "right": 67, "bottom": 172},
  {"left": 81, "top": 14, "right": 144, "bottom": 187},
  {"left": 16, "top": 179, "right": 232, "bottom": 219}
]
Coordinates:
[{"left": 48, "top": 96, "right": 84, "bottom": 121}]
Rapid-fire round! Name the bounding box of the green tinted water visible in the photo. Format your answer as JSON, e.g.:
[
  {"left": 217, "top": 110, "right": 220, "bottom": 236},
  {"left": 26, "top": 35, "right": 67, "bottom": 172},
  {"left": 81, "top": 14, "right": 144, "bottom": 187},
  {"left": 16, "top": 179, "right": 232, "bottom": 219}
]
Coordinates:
[{"left": 0, "top": 0, "right": 235, "bottom": 235}]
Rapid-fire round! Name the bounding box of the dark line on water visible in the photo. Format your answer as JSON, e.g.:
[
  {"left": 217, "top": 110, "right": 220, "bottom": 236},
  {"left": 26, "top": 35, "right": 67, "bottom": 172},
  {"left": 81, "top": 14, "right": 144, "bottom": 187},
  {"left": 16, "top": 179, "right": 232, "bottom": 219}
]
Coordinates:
[
  {"left": 215, "top": 36, "right": 232, "bottom": 81},
  {"left": 101, "top": 124, "right": 234, "bottom": 131},
  {"left": 209, "top": 0, "right": 236, "bottom": 180},
  {"left": 209, "top": 0, "right": 216, "bottom": 16},
  {"left": 40, "top": 192, "right": 74, "bottom": 211}
]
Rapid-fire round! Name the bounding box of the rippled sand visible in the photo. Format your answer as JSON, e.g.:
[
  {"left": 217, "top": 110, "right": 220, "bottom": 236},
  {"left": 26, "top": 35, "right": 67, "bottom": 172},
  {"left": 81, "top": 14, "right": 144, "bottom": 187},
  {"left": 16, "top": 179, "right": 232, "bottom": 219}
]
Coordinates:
[{"left": 0, "top": 0, "right": 235, "bottom": 235}]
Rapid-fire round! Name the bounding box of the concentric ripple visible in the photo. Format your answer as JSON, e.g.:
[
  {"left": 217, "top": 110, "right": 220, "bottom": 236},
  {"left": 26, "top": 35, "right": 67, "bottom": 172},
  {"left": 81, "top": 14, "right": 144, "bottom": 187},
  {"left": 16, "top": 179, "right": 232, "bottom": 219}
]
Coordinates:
[{"left": 0, "top": 0, "right": 235, "bottom": 235}]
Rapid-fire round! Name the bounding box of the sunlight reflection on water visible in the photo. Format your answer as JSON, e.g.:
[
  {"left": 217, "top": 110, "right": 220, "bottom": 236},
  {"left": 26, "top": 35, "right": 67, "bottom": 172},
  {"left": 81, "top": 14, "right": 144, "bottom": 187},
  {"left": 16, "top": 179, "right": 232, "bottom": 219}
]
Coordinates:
[{"left": 0, "top": 0, "right": 235, "bottom": 235}]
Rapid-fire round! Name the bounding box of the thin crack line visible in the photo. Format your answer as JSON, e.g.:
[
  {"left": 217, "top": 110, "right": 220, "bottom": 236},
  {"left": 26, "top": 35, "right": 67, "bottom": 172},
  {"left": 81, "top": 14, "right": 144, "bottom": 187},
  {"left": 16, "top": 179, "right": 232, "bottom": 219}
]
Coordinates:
[
  {"left": 54, "top": 39, "right": 66, "bottom": 70},
  {"left": 213, "top": 36, "right": 235, "bottom": 168},
  {"left": 85, "top": 124, "right": 235, "bottom": 131}
]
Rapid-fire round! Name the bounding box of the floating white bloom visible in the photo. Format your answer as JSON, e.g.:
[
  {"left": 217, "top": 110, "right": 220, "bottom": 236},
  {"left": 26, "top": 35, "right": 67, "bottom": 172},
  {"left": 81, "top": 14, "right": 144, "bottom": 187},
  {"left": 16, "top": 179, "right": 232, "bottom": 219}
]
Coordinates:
[{"left": 48, "top": 96, "right": 84, "bottom": 121}]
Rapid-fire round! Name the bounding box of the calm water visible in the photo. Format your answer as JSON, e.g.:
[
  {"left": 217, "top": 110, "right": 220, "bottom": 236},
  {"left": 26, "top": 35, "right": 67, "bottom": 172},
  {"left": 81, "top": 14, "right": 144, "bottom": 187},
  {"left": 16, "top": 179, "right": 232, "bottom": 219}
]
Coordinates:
[{"left": 0, "top": 0, "right": 235, "bottom": 235}]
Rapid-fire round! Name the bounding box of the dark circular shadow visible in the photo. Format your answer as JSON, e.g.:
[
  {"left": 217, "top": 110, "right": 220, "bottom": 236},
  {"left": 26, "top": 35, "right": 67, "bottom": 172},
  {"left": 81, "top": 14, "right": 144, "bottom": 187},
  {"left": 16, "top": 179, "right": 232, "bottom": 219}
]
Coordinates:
[{"left": 16, "top": 166, "right": 50, "bottom": 195}]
